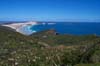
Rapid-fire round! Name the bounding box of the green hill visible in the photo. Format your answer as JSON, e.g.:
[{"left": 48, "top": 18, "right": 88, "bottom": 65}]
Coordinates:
[{"left": 0, "top": 26, "right": 100, "bottom": 66}]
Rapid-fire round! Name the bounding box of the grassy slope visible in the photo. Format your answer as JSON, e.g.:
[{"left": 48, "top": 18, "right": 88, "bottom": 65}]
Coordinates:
[
  {"left": 0, "top": 26, "right": 100, "bottom": 66},
  {"left": 0, "top": 26, "right": 42, "bottom": 65},
  {"left": 31, "top": 29, "right": 100, "bottom": 66}
]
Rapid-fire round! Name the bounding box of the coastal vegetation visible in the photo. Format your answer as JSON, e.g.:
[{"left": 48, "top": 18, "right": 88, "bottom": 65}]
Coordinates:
[{"left": 0, "top": 25, "right": 100, "bottom": 66}]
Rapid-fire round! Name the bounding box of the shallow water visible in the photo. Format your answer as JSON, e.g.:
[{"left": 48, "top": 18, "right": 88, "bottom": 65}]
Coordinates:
[{"left": 20, "top": 22, "right": 100, "bottom": 35}]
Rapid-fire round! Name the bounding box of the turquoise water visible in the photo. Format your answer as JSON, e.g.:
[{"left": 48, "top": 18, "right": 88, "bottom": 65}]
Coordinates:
[{"left": 20, "top": 22, "right": 100, "bottom": 35}]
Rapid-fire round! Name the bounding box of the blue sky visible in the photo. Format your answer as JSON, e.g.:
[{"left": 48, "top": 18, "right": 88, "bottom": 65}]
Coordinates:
[{"left": 0, "top": 0, "right": 100, "bottom": 22}]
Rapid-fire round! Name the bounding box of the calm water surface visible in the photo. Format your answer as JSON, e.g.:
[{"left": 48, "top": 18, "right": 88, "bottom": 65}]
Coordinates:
[{"left": 29, "top": 22, "right": 100, "bottom": 35}]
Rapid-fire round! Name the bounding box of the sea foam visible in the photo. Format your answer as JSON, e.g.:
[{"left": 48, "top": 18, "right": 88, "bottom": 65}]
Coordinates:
[{"left": 2, "top": 21, "right": 38, "bottom": 35}]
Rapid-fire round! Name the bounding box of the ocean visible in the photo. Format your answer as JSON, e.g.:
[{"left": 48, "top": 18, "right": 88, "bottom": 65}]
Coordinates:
[{"left": 19, "top": 22, "right": 100, "bottom": 35}]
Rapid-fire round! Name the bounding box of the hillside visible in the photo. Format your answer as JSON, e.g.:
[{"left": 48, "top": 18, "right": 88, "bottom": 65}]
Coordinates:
[{"left": 0, "top": 26, "right": 100, "bottom": 66}]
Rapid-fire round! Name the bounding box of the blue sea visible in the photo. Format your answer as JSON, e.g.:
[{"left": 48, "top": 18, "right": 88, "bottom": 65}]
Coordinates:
[{"left": 20, "top": 22, "right": 100, "bottom": 35}]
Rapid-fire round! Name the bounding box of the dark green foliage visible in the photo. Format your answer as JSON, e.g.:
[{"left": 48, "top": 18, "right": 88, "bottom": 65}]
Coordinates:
[{"left": 0, "top": 26, "right": 100, "bottom": 66}]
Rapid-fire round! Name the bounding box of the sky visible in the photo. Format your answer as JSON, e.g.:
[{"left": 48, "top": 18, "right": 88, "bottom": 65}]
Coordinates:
[{"left": 0, "top": 0, "right": 100, "bottom": 22}]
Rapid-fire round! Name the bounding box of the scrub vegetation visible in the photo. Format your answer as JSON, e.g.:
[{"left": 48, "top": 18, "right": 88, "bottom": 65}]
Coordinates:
[{"left": 0, "top": 26, "right": 100, "bottom": 66}]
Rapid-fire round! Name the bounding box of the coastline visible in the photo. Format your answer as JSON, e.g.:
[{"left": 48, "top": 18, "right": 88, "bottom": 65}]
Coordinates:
[
  {"left": 1, "top": 22, "right": 100, "bottom": 35},
  {"left": 2, "top": 21, "right": 38, "bottom": 35}
]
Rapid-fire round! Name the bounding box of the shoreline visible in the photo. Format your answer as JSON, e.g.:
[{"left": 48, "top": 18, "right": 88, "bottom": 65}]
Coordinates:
[{"left": 2, "top": 21, "right": 38, "bottom": 35}]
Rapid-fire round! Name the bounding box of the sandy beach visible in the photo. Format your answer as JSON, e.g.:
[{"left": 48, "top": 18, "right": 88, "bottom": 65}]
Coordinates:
[{"left": 2, "top": 21, "right": 38, "bottom": 34}]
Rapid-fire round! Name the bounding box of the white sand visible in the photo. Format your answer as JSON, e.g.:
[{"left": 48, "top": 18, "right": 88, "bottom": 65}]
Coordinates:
[{"left": 2, "top": 21, "right": 38, "bottom": 34}]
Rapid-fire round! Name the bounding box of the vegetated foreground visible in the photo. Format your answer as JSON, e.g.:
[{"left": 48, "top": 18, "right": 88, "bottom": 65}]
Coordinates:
[{"left": 0, "top": 25, "right": 100, "bottom": 66}]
